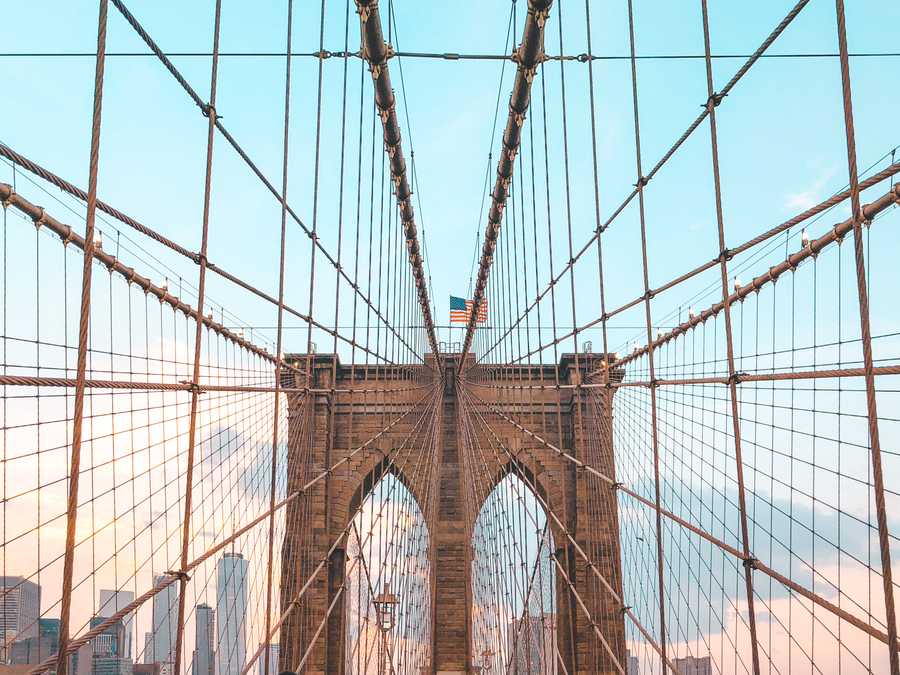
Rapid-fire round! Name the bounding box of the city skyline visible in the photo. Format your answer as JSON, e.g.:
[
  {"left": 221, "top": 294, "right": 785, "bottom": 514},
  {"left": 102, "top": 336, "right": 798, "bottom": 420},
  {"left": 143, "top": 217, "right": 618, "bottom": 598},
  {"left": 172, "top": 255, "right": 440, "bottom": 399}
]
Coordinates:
[{"left": 0, "top": 553, "right": 255, "bottom": 675}]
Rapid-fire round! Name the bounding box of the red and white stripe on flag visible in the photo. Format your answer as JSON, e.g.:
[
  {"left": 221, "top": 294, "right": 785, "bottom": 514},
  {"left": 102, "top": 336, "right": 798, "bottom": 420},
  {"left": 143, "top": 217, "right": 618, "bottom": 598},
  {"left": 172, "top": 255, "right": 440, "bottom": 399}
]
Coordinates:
[
  {"left": 449, "top": 309, "right": 469, "bottom": 323},
  {"left": 466, "top": 299, "right": 488, "bottom": 324}
]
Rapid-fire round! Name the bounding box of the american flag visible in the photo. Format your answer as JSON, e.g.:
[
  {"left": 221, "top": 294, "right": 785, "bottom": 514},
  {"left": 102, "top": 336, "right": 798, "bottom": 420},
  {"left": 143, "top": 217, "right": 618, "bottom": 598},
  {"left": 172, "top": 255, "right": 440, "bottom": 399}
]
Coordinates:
[{"left": 449, "top": 295, "right": 488, "bottom": 324}]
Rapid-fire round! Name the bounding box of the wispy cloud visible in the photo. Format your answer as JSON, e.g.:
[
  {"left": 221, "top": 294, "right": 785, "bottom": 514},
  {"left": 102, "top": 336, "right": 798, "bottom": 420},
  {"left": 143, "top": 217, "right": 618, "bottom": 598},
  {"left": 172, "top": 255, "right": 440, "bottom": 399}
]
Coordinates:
[{"left": 784, "top": 165, "right": 838, "bottom": 211}]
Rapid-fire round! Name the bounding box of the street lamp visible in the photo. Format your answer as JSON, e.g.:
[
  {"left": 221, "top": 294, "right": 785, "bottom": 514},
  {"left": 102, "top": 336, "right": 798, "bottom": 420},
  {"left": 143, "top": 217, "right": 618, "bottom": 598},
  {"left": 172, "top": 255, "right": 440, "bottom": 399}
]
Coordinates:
[
  {"left": 374, "top": 583, "right": 399, "bottom": 632},
  {"left": 373, "top": 583, "right": 399, "bottom": 675},
  {"left": 480, "top": 648, "right": 494, "bottom": 672}
]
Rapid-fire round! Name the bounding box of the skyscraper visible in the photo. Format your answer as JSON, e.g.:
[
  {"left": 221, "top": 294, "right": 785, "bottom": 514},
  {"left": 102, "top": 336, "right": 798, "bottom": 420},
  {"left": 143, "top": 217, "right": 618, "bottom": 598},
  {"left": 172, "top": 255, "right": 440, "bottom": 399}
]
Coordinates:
[
  {"left": 142, "top": 634, "right": 153, "bottom": 666},
  {"left": 674, "top": 656, "right": 712, "bottom": 675},
  {"left": 0, "top": 576, "right": 40, "bottom": 662},
  {"left": 625, "top": 649, "right": 639, "bottom": 675},
  {"left": 89, "top": 616, "right": 133, "bottom": 675},
  {"left": 9, "top": 617, "right": 60, "bottom": 665},
  {"left": 99, "top": 590, "right": 135, "bottom": 660},
  {"left": 148, "top": 575, "right": 178, "bottom": 671},
  {"left": 192, "top": 604, "right": 214, "bottom": 675},
  {"left": 215, "top": 553, "right": 248, "bottom": 675},
  {"left": 256, "top": 644, "right": 278, "bottom": 675},
  {"left": 506, "top": 614, "right": 556, "bottom": 674}
]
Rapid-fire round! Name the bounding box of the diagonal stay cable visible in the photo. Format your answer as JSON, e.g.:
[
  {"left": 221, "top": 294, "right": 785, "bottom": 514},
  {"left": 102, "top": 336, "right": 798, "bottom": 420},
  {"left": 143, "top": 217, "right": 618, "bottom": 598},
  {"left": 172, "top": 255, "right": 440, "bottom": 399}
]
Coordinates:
[
  {"left": 355, "top": 0, "right": 441, "bottom": 362},
  {"left": 462, "top": 383, "right": 900, "bottom": 650},
  {"left": 476, "top": 0, "right": 814, "bottom": 366},
  {"left": 460, "top": 0, "right": 554, "bottom": 368},
  {"left": 24, "top": 379, "right": 440, "bottom": 675},
  {"left": 105, "top": 0, "right": 425, "bottom": 366}
]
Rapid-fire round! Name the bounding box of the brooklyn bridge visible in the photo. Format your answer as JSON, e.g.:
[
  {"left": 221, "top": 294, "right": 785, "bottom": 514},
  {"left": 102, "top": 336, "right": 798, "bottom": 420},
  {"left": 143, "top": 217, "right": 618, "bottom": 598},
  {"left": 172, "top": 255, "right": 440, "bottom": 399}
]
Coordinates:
[{"left": 0, "top": 0, "right": 898, "bottom": 673}]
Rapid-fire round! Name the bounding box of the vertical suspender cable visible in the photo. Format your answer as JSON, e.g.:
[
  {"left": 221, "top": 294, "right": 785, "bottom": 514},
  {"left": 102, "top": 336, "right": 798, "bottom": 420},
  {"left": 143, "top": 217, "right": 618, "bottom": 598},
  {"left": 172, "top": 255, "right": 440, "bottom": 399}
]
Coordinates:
[
  {"left": 263, "top": 2, "right": 294, "bottom": 673},
  {"left": 174, "top": 2, "right": 223, "bottom": 674},
  {"left": 459, "top": 0, "right": 553, "bottom": 372},
  {"left": 56, "top": 4, "right": 108, "bottom": 674},
  {"left": 833, "top": 1, "right": 899, "bottom": 671},
  {"left": 356, "top": 0, "right": 441, "bottom": 365}
]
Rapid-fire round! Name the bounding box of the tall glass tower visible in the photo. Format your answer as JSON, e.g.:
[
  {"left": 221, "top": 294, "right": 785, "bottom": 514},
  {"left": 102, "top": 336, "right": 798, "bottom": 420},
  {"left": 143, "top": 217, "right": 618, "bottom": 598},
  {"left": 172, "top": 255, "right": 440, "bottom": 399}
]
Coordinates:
[
  {"left": 215, "top": 554, "right": 247, "bottom": 675},
  {"left": 192, "top": 604, "right": 214, "bottom": 675},
  {"left": 147, "top": 575, "right": 178, "bottom": 672}
]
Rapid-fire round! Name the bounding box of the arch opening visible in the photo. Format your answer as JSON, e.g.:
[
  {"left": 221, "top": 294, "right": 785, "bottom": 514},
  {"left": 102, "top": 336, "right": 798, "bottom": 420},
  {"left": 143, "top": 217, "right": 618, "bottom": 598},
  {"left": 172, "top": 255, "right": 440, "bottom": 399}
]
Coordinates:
[
  {"left": 471, "top": 472, "right": 557, "bottom": 674},
  {"left": 343, "top": 472, "right": 432, "bottom": 674}
]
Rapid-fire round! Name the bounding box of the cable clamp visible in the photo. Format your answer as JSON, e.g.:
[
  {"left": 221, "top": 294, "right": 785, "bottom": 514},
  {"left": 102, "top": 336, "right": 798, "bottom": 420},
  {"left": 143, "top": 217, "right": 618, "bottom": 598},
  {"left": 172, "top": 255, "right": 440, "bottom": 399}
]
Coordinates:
[
  {"left": 315, "top": 50, "right": 332, "bottom": 60},
  {"left": 201, "top": 102, "right": 217, "bottom": 119},
  {"left": 385, "top": 141, "right": 398, "bottom": 159},
  {"left": 534, "top": 7, "right": 550, "bottom": 28},
  {"left": 742, "top": 555, "right": 758, "bottom": 570},
  {"left": 728, "top": 371, "right": 747, "bottom": 385},
  {"left": 634, "top": 175, "right": 649, "bottom": 188},
  {"left": 32, "top": 206, "right": 47, "bottom": 228},
  {"left": 179, "top": 380, "right": 204, "bottom": 395},
  {"left": 612, "top": 481, "right": 624, "bottom": 491},
  {"left": 61, "top": 226, "right": 76, "bottom": 247},
  {"left": 522, "top": 64, "right": 539, "bottom": 84},
  {"left": 832, "top": 223, "right": 847, "bottom": 245},
  {"left": 1, "top": 187, "right": 15, "bottom": 209},
  {"left": 166, "top": 569, "right": 191, "bottom": 582},
  {"left": 643, "top": 288, "right": 655, "bottom": 301},
  {"left": 577, "top": 53, "right": 592, "bottom": 63},
  {"left": 705, "top": 91, "right": 725, "bottom": 111},
  {"left": 355, "top": 0, "right": 374, "bottom": 22},
  {"left": 718, "top": 247, "right": 733, "bottom": 263},
  {"left": 620, "top": 604, "right": 632, "bottom": 615}
]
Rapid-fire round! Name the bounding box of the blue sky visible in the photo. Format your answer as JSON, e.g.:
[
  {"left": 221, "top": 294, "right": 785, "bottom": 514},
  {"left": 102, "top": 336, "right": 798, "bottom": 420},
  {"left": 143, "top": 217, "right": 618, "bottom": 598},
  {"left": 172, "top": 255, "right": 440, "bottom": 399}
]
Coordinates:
[{"left": 1, "top": 0, "right": 899, "bottom": 360}]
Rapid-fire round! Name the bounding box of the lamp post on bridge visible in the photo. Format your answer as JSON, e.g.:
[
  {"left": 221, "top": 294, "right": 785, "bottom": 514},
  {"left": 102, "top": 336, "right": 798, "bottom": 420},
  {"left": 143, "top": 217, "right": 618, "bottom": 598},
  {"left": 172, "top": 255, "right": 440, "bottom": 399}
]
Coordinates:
[
  {"left": 373, "top": 583, "right": 399, "bottom": 675},
  {"left": 473, "top": 648, "right": 494, "bottom": 674}
]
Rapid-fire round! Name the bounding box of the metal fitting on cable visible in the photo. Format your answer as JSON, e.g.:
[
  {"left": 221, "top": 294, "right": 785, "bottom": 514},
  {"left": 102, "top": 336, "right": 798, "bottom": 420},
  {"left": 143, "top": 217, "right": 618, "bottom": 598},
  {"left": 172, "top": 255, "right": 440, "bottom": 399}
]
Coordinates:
[
  {"left": 354, "top": 0, "right": 376, "bottom": 22},
  {"left": 165, "top": 570, "right": 191, "bottom": 582},
  {"left": 705, "top": 91, "right": 725, "bottom": 110},
  {"left": 727, "top": 372, "right": 746, "bottom": 386},
  {"left": 61, "top": 227, "right": 76, "bottom": 247},
  {"left": 31, "top": 206, "right": 46, "bottom": 228},
  {"left": 1, "top": 186, "right": 15, "bottom": 210}
]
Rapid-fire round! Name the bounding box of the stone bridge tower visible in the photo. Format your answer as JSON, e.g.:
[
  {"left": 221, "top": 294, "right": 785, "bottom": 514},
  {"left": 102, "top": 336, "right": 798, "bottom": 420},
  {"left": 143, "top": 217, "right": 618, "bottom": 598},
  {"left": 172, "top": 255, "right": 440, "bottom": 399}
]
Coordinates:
[{"left": 278, "top": 352, "right": 625, "bottom": 674}]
